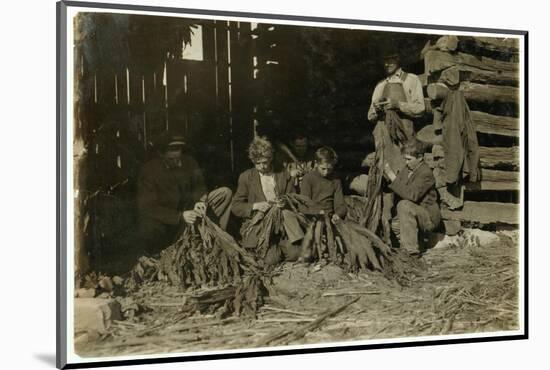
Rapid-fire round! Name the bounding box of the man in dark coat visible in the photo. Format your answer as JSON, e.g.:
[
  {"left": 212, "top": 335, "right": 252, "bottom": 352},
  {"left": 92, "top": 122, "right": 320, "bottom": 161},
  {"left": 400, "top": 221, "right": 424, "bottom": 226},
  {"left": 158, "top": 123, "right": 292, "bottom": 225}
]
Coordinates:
[
  {"left": 137, "top": 132, "right": 232, "bottom": 255},
  {"left": 384, "top": 139, "right": 441, "bottom": 254}
]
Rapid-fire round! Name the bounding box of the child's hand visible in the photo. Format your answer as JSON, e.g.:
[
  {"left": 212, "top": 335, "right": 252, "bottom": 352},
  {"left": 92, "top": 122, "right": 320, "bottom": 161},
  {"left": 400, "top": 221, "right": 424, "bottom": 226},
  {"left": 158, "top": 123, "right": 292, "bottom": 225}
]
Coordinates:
[
  {"left": 275, "top": 198, "right": 286, "bottom": 208},
  {"left": 331, "top": 214, "right": 341, "bottom": 224},
  {"left": 253, "top": 202, "right": 271, "bottom": 213}
]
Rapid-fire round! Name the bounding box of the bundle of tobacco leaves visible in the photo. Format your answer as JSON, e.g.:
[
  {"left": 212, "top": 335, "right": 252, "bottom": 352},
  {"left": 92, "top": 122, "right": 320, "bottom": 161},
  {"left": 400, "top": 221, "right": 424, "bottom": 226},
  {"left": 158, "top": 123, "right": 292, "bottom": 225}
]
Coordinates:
[
  {"left": 150, "top": 215, "right": 277, "bottom": 318},
  {"left": 159, "top": 215, "right": 261, "bottom": 289},
  {"left": 300, "top": 215, "right": 422, "bottom": 285},
  {"left": 301, "top": 216, "right": 390, "bottom": 270},
  {"left": 241, "top": 193, "right": 311, "bottom": 260}
]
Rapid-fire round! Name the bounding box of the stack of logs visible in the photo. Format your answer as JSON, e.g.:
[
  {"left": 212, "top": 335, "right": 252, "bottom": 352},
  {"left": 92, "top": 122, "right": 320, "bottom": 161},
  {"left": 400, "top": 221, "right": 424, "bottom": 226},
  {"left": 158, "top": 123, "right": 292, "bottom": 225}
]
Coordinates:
[{"left": 419, "top": 35, "right": 520, "bottom": 230}]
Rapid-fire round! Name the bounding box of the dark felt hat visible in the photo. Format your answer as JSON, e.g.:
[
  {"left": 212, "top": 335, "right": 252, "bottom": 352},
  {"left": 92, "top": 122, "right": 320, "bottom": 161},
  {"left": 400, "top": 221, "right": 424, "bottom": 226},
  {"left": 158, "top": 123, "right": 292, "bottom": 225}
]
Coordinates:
[
  {"left": 382, "top": 45, "right": 402, "bottom": 61},
  {"left": 154, "top": 130, "right": 186, "bottom": 151}
]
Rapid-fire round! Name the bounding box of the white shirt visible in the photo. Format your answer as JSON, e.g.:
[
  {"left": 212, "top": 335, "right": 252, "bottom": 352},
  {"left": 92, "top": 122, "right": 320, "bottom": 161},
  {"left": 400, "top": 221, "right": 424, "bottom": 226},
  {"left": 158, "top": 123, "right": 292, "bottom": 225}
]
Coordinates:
[
  {"left": 259, "top": 172, "right": 277, "bottom": 202},
  {"left": 367, "top": 68, "right": 425, "bottom": 122}
]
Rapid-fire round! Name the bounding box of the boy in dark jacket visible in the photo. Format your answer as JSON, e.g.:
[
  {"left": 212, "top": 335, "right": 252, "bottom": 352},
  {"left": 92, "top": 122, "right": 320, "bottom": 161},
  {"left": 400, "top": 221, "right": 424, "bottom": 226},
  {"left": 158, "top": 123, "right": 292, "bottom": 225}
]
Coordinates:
[
  {"left": 231, "top": 136, "right": 304, "bottom": 265},
  {"left": 384, "top": 139, "right": 441, "bottom": 254},
  {"left": 300, "top": 146, "right": 347, "bottom": 222}
]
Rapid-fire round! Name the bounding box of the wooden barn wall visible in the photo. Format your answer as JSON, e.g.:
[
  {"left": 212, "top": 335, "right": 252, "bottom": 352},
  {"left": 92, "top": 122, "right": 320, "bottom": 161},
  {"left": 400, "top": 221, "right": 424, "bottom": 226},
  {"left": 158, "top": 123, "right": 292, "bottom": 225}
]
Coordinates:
[{"left": 73, "top": 19, "right": 256, "bottom": 271}]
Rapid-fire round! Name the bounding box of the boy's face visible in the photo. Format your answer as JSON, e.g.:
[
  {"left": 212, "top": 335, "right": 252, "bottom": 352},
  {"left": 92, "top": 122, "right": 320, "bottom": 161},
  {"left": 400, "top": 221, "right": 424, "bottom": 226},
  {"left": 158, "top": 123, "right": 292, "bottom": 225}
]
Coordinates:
[
  {"left": 254, "top": 157, "right": 273, "bottom": 175},
  {"left": 404, "top": 154, "right": 422, "bottom": 171},
  {"left": 316, "top": 162, "right": 335, "bottom": 178}
]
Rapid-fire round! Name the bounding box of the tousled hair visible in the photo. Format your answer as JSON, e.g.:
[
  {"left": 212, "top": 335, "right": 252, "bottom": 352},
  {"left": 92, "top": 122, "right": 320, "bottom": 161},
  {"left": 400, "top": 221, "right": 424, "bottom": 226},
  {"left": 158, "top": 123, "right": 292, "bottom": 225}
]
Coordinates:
[
  {"left": 401, "top": 139, "right": 426, "bottom": 158},
  {"left": 248, "top": 136, "right": 274, "bottom": 162},
  {"left": 314, "top": 146, "right": 338, "bottom": 165}
]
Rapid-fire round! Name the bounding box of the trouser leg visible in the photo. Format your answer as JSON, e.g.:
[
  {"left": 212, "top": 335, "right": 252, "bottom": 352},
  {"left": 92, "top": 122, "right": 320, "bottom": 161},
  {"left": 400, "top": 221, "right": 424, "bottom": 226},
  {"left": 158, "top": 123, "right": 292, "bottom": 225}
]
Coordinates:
[
  {"left": 201, "top": 187, "right": 233, "bottom": 230},
  {"left": 381, "top": 192, "right": 394, "bottom": 243},
  {"left": 138, "top": 222, "right": 179, "bottom": 256},
  {"left": 395, "top": 200, "right": 435, "bottom": 252},
  {"left": 281, "top": 209, "right": 304, "bottom": 244}
]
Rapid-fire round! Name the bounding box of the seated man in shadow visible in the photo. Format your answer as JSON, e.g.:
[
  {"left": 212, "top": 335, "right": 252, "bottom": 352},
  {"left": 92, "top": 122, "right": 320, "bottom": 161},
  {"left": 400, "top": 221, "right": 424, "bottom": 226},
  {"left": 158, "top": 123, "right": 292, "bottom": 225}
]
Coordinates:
[
  {"left": 136, "top": 131, "right": 233, "bottom": 256},
  {"left": 384, "top": 139, "right": 441, "bottom": 255}
]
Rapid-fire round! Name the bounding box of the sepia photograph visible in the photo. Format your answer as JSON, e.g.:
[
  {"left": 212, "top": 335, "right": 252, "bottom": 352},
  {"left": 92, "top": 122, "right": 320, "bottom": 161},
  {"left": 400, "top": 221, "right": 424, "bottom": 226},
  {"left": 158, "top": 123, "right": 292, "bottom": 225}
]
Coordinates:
[{"left": 58, "top": 1, "right": 526, "bottom": 367}]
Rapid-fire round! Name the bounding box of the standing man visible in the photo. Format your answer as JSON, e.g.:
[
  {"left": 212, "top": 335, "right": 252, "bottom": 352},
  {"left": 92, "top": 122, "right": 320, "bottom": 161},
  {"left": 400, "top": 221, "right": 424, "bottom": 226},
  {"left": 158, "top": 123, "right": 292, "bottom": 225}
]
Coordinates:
[
  {"left": 136, "top": 132, "right": 233, "bottom": 255},
  {"left": 363, "top": 50, "right": 426, "bottom": 242},
  {"left": 367, "top": 51, "right": 425, "bottom": 171},
  {"left": 384, "top": 139, "right": 441, "bottom": 255}
]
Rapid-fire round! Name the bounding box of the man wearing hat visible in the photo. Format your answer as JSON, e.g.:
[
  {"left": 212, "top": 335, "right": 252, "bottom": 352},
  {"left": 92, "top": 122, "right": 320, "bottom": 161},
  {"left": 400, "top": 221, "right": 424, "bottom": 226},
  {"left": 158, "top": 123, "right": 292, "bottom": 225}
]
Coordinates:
[
  {"left": 361, "top": 50, "right": 426, "bottom": 243},
  {"left": 136, "top": 131, "right": 233, "bottom": 255},
  {"left": 368, "top": 51, "right": 425, "bottom": 158}
]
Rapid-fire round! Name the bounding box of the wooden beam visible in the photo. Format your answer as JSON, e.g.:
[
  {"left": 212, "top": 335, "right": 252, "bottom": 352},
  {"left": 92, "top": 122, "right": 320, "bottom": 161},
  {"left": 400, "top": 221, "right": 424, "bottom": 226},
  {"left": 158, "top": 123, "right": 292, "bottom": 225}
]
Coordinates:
[
  {"left": 426, "top": 82, "right": 518, "bottom": 106},
  {"left": 459, "top": 36, "right": 519, "bottom": 55},
  {"left": 441, "top": 201, "right": 519, "bottom": 224},
  {"left": 424, "top": 50, "right": 518, "bottom": 75},
  {"left": 469, "top": 37, "right": 519, "bottom": 51},
  {"left": 435, "top": 35, "right": 459, "bottom": 51},
  {"left": 460, "top": 82, "right": 518, "bottom": 106},
  {"left": 479, "top": 146, "right": 519, "bottom": 170},
  {"left": 471, "top": 111, "right": 519, "bottom": 137},
  {"left": 439, "top": 65, "right": 519, "bottom": 87},
  {"left": 466, "top": 169, "right": 520, "bottom": 191},
  {"left": 420, "top": 102, "right": 518, "bottom": 137},
  {"left": 427, "top": 82, "right": 450, "bottom": 100},
  {"left": 481, "top": 169, "right": 519, "bottom": 183}
]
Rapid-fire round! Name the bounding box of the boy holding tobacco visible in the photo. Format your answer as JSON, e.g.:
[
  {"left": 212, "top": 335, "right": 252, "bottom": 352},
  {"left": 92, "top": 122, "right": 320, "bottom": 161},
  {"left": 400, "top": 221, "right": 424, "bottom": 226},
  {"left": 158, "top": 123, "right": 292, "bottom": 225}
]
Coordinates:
[
  {"left": 231, "top": 136, "right": 305, "bottom": 265},
  {"left": 300, "top": 146, "right": 348, "bottom": 222},
  {"left": 384, "top": 139, "right": 441, "bottom": 255}
]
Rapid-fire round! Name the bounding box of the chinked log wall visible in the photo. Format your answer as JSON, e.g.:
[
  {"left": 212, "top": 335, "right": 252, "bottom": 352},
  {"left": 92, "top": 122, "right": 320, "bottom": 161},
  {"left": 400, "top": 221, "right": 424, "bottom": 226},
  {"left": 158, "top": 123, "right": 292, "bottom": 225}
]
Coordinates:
[{"left": 420, "top": 36, "right": 521, "bottom": 226}]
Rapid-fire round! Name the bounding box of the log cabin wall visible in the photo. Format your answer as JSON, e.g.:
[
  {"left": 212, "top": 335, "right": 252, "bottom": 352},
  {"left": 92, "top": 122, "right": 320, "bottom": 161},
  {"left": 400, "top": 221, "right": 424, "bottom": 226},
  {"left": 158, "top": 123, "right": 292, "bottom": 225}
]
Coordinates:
[{"left": 419, "top": 36, "right": 520, "bottom": 229}]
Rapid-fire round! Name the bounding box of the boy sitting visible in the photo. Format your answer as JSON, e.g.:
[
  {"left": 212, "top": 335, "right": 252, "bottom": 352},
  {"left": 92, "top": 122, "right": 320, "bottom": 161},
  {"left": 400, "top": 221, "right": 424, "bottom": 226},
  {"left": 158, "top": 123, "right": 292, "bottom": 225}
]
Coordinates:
[
  {"left": 231, "top": 136, "right": 304, "bottom": 265},
  {"left": 384, "top": 139, "right": 441, "bottom": 254},
  {"left": 300, "top": 146, "right": 347, "bottom": 221}
]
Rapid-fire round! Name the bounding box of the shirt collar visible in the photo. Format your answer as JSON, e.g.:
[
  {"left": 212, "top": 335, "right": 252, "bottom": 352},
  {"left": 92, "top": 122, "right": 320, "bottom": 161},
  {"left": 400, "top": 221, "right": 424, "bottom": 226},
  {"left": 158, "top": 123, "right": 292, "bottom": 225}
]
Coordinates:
[{"left": 386, "top": 68, "right": 403, "bottom": 82}]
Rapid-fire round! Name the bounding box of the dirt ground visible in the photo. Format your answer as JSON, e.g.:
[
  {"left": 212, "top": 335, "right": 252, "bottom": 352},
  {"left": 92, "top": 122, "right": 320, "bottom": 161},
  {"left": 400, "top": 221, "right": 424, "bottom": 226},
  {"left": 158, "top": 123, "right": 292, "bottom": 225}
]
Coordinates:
[{"left": 76, "top": 228, "right": 520, "bottom": 358}]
